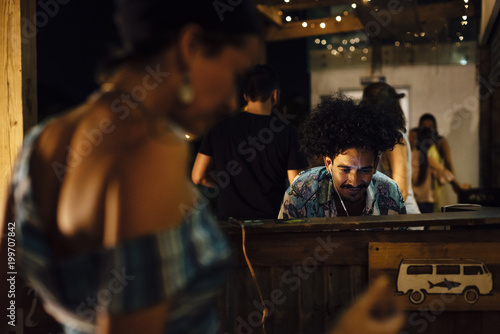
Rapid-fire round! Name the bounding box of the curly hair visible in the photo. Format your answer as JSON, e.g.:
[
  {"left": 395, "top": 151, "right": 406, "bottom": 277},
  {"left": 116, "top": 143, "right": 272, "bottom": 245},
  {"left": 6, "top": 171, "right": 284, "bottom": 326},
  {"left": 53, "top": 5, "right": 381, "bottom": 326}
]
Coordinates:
[{"left": 300, "top": 94, "right": 403, "bottom": 159}]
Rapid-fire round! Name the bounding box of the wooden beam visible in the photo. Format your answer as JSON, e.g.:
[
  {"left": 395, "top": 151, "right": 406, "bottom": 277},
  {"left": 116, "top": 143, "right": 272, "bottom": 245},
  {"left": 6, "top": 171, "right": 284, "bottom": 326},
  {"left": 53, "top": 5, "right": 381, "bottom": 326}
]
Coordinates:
[
  {"left": 265, "top": 15, "right": 363, "bottom": 42},
  {"left": 256, "top": 4, "right": 282, "bottom": 26},
  {"left": 264, "top": 1, "right": 475, "bottom": 42},
  {"left": 279, "top": 0, "right": 351, "bottom": 11},
  {"left": 0, "top": 0, "right": 37, "bottom": 214}
]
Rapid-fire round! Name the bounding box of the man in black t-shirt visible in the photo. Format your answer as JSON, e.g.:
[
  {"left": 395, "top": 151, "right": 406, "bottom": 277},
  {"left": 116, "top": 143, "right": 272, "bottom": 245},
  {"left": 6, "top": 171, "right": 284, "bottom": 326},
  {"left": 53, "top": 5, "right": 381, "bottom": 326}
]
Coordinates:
[{"left": 191, "top": 65, "right": 309, "bottom": 220}]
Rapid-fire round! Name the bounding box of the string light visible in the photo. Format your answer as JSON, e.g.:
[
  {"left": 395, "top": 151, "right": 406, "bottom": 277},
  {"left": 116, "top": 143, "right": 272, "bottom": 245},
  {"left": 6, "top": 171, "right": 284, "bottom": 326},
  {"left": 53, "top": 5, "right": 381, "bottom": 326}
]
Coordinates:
[
  {"left": 285, "top": 16, "right": 292, "bottom": 22},
  {"left": 284, "top": 0, "right": 290, "bottom": 3},
  {"left": 327, "top": 44, "right": 333, "bottom": 50},
  {"left": 361, "top": 56, "right": 367, "bottom": 61},
  {"left": 351, "top": 3, "right": 357, "bottom": 8},
  {"left": 331, "top": 50, "right": 339, "bottom": 55},
  {"left": 185, "top": 134, "right": 190, "bottom": 139},
  {"left": 459, "top": 36, "right": 464, "bottom": 41},
  {"left": 350, "top": 38, "right": 355, "bottom": 44},
  {"left": 342, "top": 39, "right": 348, "bottom": 45},
  {"left": 349, "top": 46, "right": 355, "bottom": 52},
  {"left": 394, "top": 41, "right": 400, "bottom": 46},
  {"left": 343, "top": 11, "right": 349, "bottom": 16},
  {"left": 420, "top": 32, "right": 425, "bottom": 37},
  {"left": 321, "top": 39, "right": 327, "bottom": 45},
  {"left": 320, "top": 22, "right": 326, "bottom": 28},
  {"left": 363, "top": 48, "right": 369, "bottom": 53},
  {"left": 278, "top": 10, "right": 283, "bottom": 15},
  {"left": 462, "top": 15, "right": 467, "bottom": 20},
  {"left": 315, "top": 38, "right": 321, "bottom": 44},
  {"left": 302, "top": 22, "right": 308, "bottom": 27},
  {"left": 336, "top": 16, "right": 341, "bottom": 22},
  {"left": 338, "top": 46, "right": 344, "bottom": 52}
]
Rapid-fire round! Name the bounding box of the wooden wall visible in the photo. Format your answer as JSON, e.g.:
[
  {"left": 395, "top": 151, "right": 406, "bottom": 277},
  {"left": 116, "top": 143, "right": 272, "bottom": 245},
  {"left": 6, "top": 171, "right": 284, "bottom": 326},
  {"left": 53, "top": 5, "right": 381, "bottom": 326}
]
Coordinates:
[
  {"left": 0, "top": 0, "right": 37, "bottom": 213},
  {"left": 219, "top": 211, "right": 500, "bottom": 334}
]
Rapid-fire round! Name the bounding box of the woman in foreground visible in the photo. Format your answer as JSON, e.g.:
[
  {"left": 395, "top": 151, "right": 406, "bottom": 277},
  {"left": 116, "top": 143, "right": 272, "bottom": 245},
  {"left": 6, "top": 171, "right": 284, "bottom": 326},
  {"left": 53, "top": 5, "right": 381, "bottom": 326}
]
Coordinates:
[{"left": 1, "top": 1, "right": 404, "bottom": 333}]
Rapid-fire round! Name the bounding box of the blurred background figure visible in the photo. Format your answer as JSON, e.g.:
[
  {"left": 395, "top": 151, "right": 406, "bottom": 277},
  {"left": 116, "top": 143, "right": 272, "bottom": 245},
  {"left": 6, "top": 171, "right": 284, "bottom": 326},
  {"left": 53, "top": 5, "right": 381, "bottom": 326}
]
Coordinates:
[
  {"left": 412, "top": 127, "right": 456, "bottom": 213},
  {"left": 362, "top": 82, "right": 421, "bottom": 214},
  {"left": 418, "top": 113, "right": 470, "bottom": 211},
  {"left": 192, "top": 64, "right": 308, "bottom": 220}
]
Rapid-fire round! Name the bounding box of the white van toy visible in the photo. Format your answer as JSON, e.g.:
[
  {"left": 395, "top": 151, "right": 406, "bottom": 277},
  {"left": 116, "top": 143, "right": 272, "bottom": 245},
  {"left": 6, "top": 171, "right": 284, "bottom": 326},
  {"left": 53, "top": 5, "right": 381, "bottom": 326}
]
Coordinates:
[{"left": 396, "top": 259, "right": 493, "bottom": 304}]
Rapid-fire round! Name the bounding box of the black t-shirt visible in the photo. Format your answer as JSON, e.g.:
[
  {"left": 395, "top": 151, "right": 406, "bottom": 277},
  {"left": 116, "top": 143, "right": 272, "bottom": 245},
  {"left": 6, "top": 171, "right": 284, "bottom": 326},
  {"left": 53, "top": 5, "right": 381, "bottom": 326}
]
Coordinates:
[{"left": 199, "top": 111, "right": 308, "bottom": 220}]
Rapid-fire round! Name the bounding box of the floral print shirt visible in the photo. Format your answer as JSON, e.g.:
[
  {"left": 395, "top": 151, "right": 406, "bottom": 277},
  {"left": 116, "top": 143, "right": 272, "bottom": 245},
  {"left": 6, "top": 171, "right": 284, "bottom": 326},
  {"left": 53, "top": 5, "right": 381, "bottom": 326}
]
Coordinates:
[{"left": 278, "top": 166, "right": 406, "bottom": 218}]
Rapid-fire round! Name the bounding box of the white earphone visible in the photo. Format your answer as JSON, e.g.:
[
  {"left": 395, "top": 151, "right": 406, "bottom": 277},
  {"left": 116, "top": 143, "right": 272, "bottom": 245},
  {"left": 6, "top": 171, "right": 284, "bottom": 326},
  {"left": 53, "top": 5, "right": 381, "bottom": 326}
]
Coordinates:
[{"left": 328, "top": 164, "right": 349, "bottom": 217}]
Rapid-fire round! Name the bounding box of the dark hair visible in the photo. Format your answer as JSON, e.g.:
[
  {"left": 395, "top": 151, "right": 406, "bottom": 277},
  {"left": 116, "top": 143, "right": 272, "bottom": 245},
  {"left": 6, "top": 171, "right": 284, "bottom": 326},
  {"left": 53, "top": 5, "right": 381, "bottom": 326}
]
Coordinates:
[
  {"left": 300, "top": 94, "right": 403, "bottom": 159},
  {"left": 99, "top": 0, "right": 261, "bottom": 79},
  {"left": 243, "top": 64, "right": 280, "bottom": 102},
  {"left": 99, "top": 30, "right": 249, "bottom": 80},
  {"left": 415, "top": 127, "right": 436, "bottom": 186},
  {"left": 362, "top": 82, "right": 406, "bottom": 133},
  {"left": 418, "top": 113, "right": 439, "bottom": 132}
]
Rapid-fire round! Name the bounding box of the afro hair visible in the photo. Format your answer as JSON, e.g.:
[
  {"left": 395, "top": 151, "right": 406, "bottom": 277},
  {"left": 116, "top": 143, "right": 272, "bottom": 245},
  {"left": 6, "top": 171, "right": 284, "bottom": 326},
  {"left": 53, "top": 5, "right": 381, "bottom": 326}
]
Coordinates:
[{"left": 300, "top": 94, "right": 403, "bottom": 159}]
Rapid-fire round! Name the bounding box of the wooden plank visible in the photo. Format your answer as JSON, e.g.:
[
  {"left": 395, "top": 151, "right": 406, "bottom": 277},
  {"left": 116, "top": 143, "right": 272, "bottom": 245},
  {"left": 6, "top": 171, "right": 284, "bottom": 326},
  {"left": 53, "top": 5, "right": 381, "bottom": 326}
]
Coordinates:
[
  {"left": 221, "top": 207, "right": 500, "bottom": 234},
  {"left": 0, "top": 0, "right": 37, "bottom": 215},
  {"left": 256, "top": 4, "right": 282, "bottom": 26},
  {"left": 227, "top": 229, "right": 500, "bottom": 267},
  {"left": 265, "top": 15, "right": 364, "bottom": 42},
  {"left": 369, "top": 242, "right": 500, "bottom": 311},
  {"left": 260, "top": 0, "right": 350, "bottom": 11},
  {"left": 0, "top": 0, "right": 24, "bottom": 214}
]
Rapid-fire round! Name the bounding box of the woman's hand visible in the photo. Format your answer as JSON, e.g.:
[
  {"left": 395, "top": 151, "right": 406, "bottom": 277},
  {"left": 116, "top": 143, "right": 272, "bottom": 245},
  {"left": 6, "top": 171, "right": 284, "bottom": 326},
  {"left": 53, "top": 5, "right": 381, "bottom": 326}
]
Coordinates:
[{"left": 329, "top": 276, "right": 405, "bottom": 334}]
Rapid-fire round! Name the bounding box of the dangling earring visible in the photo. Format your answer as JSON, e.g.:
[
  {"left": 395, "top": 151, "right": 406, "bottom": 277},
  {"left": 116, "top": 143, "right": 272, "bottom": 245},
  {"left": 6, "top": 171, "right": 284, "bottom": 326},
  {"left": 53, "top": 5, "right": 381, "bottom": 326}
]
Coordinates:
[{"left": 179, "top": 73, "right": 194, "bottom": 105}]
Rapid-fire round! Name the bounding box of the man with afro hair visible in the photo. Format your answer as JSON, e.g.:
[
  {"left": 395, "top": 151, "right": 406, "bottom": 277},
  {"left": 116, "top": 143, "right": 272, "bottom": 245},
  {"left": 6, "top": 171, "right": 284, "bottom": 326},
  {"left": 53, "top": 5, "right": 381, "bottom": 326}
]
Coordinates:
[{"left": 278, "top": 95, "right": 407, "bottom": 218}]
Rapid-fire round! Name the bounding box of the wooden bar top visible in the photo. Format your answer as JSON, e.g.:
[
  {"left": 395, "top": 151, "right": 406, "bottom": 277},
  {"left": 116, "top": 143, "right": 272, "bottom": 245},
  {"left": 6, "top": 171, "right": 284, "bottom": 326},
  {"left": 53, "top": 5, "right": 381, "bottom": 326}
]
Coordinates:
[{"left": 220, "top": 206, "right": 500, "bottom": 234}]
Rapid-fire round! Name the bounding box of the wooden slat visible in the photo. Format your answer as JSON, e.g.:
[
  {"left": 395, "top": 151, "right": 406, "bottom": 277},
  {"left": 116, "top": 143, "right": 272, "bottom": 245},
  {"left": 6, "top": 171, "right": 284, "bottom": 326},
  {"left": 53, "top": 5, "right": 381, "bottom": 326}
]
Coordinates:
[
  {"left": 0, "top": 0, "right": 24, "bottom": 213},
  {"left": 222, "top": 207, "right": 500, "bottom": 234},
  {"left": 0, "top": 0, "right": 37, "bottom": 214},
  {"left": 256, "top": 4, "right": 282, "bottom": 26},
  {"left": 265, "top": 15, "right": 364, "bottom": 41},
  {"left": 262, "top": 1, "right": 476, "bottom": 42}
]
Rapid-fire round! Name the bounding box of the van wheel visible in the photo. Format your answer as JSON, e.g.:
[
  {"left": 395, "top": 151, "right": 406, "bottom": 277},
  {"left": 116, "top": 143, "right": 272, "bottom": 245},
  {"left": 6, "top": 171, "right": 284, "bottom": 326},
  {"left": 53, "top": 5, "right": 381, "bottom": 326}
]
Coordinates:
[
  {"left": 409, "top": 290, "right": 426, "bottom": 304},
  {"left": 463, "top": 287, "right": 479, "bottom": 304}
]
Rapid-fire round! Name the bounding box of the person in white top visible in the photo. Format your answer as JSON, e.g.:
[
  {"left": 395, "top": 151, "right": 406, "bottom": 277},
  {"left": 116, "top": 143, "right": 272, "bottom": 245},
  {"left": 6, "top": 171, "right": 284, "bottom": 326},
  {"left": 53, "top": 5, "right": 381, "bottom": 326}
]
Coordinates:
[{"left": 362, "top": 82, "right": 421, "bottom": 214}]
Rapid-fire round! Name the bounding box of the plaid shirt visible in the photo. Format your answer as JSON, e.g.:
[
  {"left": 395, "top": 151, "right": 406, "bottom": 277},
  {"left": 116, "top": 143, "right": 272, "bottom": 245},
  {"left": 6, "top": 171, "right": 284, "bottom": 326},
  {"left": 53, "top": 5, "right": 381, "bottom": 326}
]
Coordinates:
[{"left": 12, "top": 122, "right": 232, "bottom": 333}]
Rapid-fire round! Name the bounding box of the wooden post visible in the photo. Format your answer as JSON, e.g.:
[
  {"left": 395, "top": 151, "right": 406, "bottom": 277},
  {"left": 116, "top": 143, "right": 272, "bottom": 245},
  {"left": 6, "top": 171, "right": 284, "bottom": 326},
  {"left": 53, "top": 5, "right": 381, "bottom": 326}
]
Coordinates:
[{"left": 0, "top": 0, "right": 37, "bottom": 212}]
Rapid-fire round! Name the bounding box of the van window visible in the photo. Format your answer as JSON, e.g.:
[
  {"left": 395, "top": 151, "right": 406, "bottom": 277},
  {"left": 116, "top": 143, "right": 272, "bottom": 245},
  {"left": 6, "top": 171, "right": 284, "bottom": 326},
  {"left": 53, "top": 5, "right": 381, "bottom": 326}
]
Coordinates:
[
  {"left": 464, "top": 266, "right": 483, "bottom": 275},
  {"left": 436, "top": 265, "right": 460, "bottom": 275},
  {"left": 407, "top": 265, "right": 432, "bottom": 275}
]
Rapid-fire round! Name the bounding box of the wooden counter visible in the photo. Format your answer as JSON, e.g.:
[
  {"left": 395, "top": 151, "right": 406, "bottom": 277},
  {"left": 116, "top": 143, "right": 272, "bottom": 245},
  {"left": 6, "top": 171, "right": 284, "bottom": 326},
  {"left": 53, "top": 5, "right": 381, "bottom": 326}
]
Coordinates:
[{"left": 218, "top": 207, "right": 500, "bottom": 334}]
